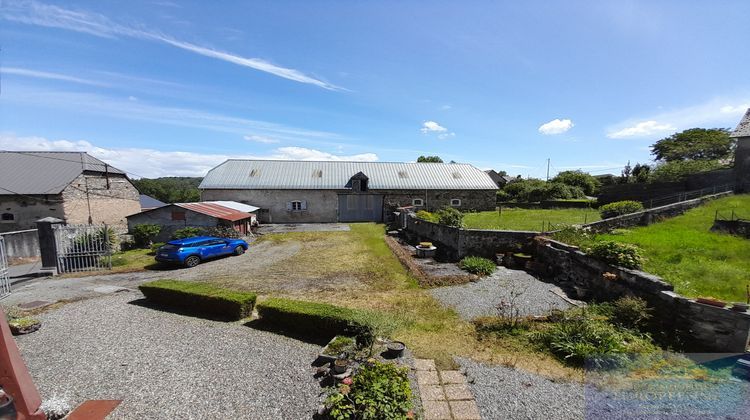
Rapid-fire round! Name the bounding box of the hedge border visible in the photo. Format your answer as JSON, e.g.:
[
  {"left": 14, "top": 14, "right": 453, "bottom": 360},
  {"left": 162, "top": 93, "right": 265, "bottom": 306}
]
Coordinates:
[{"left": 139, "top": 279, "right": 257, "bottom": 321}]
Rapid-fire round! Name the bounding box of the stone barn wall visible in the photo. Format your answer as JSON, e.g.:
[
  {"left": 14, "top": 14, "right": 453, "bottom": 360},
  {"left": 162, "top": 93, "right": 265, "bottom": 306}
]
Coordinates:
[{"left": 61, "top": 173, "right": 140, "bottom": 233}]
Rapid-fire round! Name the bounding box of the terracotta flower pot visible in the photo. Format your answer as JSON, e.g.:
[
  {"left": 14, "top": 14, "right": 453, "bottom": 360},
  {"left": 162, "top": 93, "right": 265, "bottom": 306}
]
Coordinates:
[{"left": 696, "top": 297, "right": 727, "bottom": 308}]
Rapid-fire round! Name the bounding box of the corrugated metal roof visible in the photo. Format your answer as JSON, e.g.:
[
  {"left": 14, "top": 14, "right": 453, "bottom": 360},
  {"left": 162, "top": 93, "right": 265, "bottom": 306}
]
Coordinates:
[
  {"left": 199, "top": 160, "right": 498, "bottom": 190},
  {"left": 175, "top": 202, "right": 253, "bottom": 222},
  {"left": 0, "top": 151, "right": 126, "bottom": 195},
  {"left": 732, "top": 108, "right": 750, "bottom": 137},
  {"left": 204, "top": 201, "right": 260, "bottom": 213}
]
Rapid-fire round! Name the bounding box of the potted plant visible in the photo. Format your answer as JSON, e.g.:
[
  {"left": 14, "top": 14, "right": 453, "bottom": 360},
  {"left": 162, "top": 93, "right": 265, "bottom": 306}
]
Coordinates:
[
  {"left": 8, "top": 317, "right": 41, "bottom": 335},
  {"left": 415, "top": 242, "right": 437, "bottom": 258},
  {"left": 333, "top": 357, "right": 350, "bottom": 374},
  {"left": 386, "top": 341, "right": 406, "bottom": 358},
  {"left": 696, "top": 297, "right": 727, "bottom": 308}
]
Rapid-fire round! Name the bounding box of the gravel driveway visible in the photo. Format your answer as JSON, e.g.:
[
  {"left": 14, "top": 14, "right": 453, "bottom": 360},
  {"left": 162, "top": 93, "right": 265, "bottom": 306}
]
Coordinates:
[
  {"left": 15, "top": 292, "right": 321, "bottom": 419},
  {"left": 429, "top": 266, "right": 574, "bottom": 320},
  {"left": 457, "top": 357, "right": 584, "bottom": 420}
]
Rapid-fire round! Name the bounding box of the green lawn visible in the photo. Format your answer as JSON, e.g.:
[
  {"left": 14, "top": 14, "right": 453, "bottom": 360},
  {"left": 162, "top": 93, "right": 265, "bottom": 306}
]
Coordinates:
[
  {"left": 463, "top": 207, "right": 601, "bottom": 231},
  {"left": 600, "top": 194, "right": 750, "bottom": 302}
]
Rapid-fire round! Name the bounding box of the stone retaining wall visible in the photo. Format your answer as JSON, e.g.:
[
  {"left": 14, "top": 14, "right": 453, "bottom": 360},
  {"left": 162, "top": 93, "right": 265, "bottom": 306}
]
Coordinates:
[
  {"left": 711, "top": 219, "right": 750, "bottom": 238},
  {"left": 536, "top": 239, "right": 750, "bottom": 353},
  {"left": 583, "top": 191, "right": 732, "bottom": 233},
  {"left": 402, "top": 213, "right": 536, "bottom": 261}
]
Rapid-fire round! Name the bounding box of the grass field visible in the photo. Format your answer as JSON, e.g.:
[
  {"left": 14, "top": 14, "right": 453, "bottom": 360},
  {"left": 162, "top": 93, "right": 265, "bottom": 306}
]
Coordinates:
[
  {"left": 463, "top": 207, "right": 601, "bottom": 231},
  {"left": 600, "top": 194, "right": 750, "bottom": 302}
]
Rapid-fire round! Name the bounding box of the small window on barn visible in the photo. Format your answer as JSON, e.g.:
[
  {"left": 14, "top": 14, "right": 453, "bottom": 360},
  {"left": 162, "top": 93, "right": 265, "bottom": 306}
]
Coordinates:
[
  {"left": 351, "top": 179, "right": 361, "bottom": 192},
  {"left": 171, "top": 211, "right": 186, "bottom": 221},
  {"left": 249, "top": 169, "right": 258, "bottom": 177},
  {"left": 398, "top": 171, "right": 408, "bottom": 179},
  {"left": 412, "top": 198, "right": 424, "bottom": 207},
  {"left": 452, "top": 172, "right": 462, "bottom": 179},
  {"left": 451, "top": 198, "right": 461, "bottom": 207},
  {"left": 288, "top": 200, "right": 306, "bottom": 211},
  {"left": 313, "top": 169, "right": 323, "bottom": 178},
  {"left": 1, "top": 213, "right": 14, "bottom": 222}
]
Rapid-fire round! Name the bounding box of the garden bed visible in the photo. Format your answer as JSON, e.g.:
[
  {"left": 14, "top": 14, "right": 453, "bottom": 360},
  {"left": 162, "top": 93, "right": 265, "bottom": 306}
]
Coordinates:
[{"left": 384, "top": 235, "right": 476, "bottom": 287}]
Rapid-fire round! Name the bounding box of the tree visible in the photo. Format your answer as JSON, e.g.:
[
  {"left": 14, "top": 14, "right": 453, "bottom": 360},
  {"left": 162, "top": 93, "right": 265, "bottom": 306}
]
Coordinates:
[
  {"left": 648, "top": 160, "right": 724, "bottom": 183},
  {"left": 131, "top": 177, "right": 202, "bottom": 203},
  {"left": 650, "top": 128, "right": 735, "bottom": 162},
  {"left": 551, "top": 170, "right": 600, "bottom": 196},
  {"left": 417, "top": 155, "right": 443, "bottom": 163},
  {"left": 631, "top": 163, "right": 651, "bottom": 183}
]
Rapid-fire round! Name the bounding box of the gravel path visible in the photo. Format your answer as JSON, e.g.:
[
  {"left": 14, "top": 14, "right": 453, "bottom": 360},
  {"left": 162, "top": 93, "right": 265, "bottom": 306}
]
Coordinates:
[
  {"left": 15, "top": 292, "right": 321, "bottom": 419},
  {"left": 429, "top": 266, "right": 573, "bottom": 320},
  {"left": 456, "top": 357, "right": 584, "bottom": 420}
]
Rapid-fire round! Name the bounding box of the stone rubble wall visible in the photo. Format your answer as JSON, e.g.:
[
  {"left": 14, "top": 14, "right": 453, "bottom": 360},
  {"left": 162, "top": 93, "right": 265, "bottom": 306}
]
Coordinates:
[{"left": 711, "top": 219, "right": 750, "bottom": 238}]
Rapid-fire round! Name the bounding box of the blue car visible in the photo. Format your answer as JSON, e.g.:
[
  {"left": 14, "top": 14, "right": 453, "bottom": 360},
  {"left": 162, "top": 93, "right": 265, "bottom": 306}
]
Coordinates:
[{"left": 155, "top": 236, "right": 249, "bottom": 267}]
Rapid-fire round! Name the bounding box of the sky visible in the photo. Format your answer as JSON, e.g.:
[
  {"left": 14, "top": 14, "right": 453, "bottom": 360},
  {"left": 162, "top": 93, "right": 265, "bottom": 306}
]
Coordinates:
[{"left": 1, "top": 0, "right": 749, "bottom": 179}]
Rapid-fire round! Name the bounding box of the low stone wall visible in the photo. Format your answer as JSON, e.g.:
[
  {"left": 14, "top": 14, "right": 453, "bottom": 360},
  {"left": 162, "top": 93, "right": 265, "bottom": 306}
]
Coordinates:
[
  {"left": 0, "top": 229, "right": 41, "bottom": 265},
  {"left": 711, "top": 219, "right": 750, "bottom": 238},
  {"left": 583, "top": 191, "right": 732, "bottom": 233},
  {"left": 536, "top": 239, "right": 750, "bottom": 353},
  {"left": 402, "top": 214, "right": 536, "bottom": 261}
]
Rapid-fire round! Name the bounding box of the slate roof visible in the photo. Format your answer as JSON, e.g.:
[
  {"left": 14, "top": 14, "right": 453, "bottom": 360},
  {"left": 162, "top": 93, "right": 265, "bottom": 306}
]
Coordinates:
[
  {"left": 139, "top": 194, "right": 166, "bottom": 209},
  {"left": 0, "top": 151, "right": 126, "bottom": 195},
  {"left": 200, "top": 160, "right": 498, "bottom": 190},
  {"left": 731, "top": 108, "right": 750, "bottom": 137}
]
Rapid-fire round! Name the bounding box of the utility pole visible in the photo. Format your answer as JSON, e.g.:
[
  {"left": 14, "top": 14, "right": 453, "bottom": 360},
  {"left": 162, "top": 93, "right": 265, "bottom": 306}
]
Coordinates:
[
  {"left": 81, "top": 153, "right": 93, "bottom": 224},
  {"left": 546, "top": 158, "right": 550, "bottom": 181}
]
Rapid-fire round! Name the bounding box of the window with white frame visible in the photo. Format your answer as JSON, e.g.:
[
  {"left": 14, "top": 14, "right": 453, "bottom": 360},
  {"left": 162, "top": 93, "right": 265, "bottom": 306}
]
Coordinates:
[
  {"left": 450, "top": 198, "right": 461, "bottom": 207},
  {"left": 412, "top": 198, "right": 424, "bottom": 207}
]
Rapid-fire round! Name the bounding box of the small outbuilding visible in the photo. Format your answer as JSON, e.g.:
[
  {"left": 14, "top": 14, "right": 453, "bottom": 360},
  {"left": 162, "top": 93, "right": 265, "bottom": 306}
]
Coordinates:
[{"left": 126, "top": 201, "right": 258, "bottom": 242}]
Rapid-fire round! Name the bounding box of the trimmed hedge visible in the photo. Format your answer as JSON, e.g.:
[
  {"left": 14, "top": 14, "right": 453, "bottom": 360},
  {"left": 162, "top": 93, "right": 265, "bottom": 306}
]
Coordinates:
[
  {"left": 256, "top": 298, "right": 373, "bottom": 343},
  {"left": 139, "top": 279, "right": 257, "bottom": 320},
  {"left": 599, "top": 200, "right": 644, "bottom": 219}
]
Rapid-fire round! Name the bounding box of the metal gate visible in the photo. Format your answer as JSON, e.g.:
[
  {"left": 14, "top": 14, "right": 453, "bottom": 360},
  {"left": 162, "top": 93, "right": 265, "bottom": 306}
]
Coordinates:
[
  {"left": 54, "top": 224, "right": 113, "bottom": 273},
  {"left": 338, "top": 194, "right": 384, "bottom": 222},
  {"left": 0, "top": 236, "right": 10, "bottom": 299}
]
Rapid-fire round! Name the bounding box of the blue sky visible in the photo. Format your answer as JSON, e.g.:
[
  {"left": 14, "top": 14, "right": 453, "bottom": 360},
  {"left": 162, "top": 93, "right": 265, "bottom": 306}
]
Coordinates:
[{"left": 1, "top": 0, "right": 749, "bottom": 178}]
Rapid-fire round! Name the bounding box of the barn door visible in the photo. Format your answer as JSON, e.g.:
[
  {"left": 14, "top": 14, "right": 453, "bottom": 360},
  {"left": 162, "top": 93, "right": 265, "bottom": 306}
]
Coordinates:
[{"left": 338, "top": 194, "right": 383, "bottom": 222}]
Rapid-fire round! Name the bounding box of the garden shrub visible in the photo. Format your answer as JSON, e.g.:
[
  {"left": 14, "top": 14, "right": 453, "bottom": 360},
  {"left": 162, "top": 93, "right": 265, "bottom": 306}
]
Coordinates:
[
  {"left": 531, "top": 312, "right": 655, "bottom": 366},
  {"left": 550, "top": 226, "right": 594, "bottom": 248},
  {"left": 474, "top": 316, "right": 529, "bottom": 337},
  {"left": 172, "top": 227, "right": 202, "bottom": 239},
  {"left": 139, "top": 279, "right": 256, "bottom": 320},
  {"left": 436, "top": 207, "right": 464, "bottom": 227},
  {"left": 255, "top": 298, "right": 375, "bottom": 344},
  {"left": 459, "top": 256, "right": 496, "bottom": 276},
  {"left": 599, "top": 200, "right": 644, "bottom": 219},
  {"left": 132, "top": 224, "right": 161, "bottom": 247},
  {"left": 415, "top": 210, "right": 438, "bottom": 223},
  {"left": 325, "top": 360, "right": 412, "bottom": 420},
  {"left": 594, "top": 297, "right": 653, "bottom": 330},
  {"left": 587, "top": 240, "right": 643, "bottom": 269},
  {"left": 149, "top": 242, "right": 166, "bottom": 254}
]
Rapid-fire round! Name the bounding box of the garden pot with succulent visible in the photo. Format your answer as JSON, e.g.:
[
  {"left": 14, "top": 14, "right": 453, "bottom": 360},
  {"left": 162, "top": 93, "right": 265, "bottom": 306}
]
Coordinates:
[
  {"left": 415, "top": 242, "right": 437, "bottom": 258},
  {"left": 333, "top": 358, "right": 350, "bottom": 374}
]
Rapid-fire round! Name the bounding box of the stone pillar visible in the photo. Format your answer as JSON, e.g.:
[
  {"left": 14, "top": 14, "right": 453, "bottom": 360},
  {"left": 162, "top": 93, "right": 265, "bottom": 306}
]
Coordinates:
[{"left": 35, "top": 217, "right": 64, "bottom": 274}]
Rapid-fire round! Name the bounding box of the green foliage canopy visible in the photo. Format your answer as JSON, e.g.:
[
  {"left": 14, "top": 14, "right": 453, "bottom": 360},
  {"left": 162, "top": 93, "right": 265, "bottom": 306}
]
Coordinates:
[
  {"left": 650, "top": 128, "right": 734, "bottom": 162},
  {"left": 416, "top": 155, "right": 443, "bottom": 163},
  {"left": 132, "top": 177, "right": 202, "bottom": 204},
  {"left": 551, "top": 170, "right": 600, "bottom": 196}
]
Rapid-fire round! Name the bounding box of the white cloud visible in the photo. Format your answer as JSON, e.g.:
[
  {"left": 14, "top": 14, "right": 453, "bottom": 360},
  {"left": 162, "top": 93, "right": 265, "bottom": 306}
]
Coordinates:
[
  {"left": 607, "top": 120, "right": 676, "bottom": 139},
  {"left": 607, "top": 98, "right": 750, "bottom": 139},
  {"left": 440, "top": 105, "right": 452, "bottom": 110},
  {"left": 0, "top": 133, "right": 378, "bottom": 178},
  {"left": 420, "top": 121, "right": 448, "bottom": 133},
  {"left": 538, "top": 118, "right": 574, "bottom": 135},
  {"left": 3, "top": 67, "right": 110, "bottom": 87},
  {"left": 1, "top": 1, "right": 342, "bottom": 90},
  {"left": 243, "top": 135, "right": 279, "bottom": 144},
  {"left": 438, "top": 132, "right": 455, "bottom": 140}
]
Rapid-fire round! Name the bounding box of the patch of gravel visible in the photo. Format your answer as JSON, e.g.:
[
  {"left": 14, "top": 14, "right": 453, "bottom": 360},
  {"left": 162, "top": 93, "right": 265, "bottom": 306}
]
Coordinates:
[
  {"left": 456, "top": 357, "right": 584, "bottom": 420},
  {"left": 429, "top": 266, "right": 573, "bottom": 320},
  {"left": 15, "top": 292, "right": 321, "bottom": 419}
]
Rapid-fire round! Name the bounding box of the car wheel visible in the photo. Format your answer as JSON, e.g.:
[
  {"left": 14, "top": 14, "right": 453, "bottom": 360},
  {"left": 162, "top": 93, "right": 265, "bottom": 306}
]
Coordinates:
[
  {"left": 184, "top": 255, "right": 201, "bottom": 268},
  {"left": 234, "top": 246, "right": 245, "bottom": 256}
]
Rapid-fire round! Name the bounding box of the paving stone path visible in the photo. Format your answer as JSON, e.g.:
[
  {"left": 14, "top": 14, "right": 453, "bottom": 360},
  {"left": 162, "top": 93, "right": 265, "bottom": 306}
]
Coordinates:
[{"left": 415, "top": 359, "right": 481, "bottom": 420}]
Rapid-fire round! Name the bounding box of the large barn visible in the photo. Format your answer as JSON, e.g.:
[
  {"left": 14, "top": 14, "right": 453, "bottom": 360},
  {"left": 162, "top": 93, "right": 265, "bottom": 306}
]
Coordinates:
[{"left": 199, "top": 160, "right": 498, "bottom": 223}]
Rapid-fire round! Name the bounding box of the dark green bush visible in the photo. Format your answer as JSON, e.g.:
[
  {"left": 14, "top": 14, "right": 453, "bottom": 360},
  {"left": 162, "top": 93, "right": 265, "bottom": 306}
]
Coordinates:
[
  {"left": 139, "top": 279, "right": 256, "bottom": 320},
  {"left": 459, "top": 256, "right": 496, "bottom": 276},
  {"left": 599, "top": 200, "right": 644, "bottom": 219},
  {"left": 172, "top": 227, "right": 202, "bottom": 239},
  {"left": 587, "top": 240, "right": 643, "bottom": 269},
  {"left": 551, "top": 170, "right": 601, "bottom": 196},
  {"left": 325, "top": 360, "right": 412, "bottom": 420},
  {"left": 132, "top": 224, "right": 161, "bottom": 247},
  {"left": 256, "top": 298, "right": 374, "bottom": 343},
  {"left": 593, "top": 297, "right": 652, "bottom": 330},
  {"left": 436, "top": 207, "right": 464, "bottom": 227}
]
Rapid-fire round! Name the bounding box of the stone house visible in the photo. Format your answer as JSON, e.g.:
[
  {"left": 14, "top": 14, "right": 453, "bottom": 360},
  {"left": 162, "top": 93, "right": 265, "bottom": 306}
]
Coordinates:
[
  {"left": 484, "top": 170, "right": 514, "bottom": 188},
  {"left": 732, "top": 108, "right": 750, "bottom": 192},
  {"left": 0, "top": 151, "right": 140, "bottom": 233},
  {"left": 199, "top": 160, "right": 498, "bottom": 223},
  {"left": 126, "top": 201, "right": 258, "bottom": 242}
]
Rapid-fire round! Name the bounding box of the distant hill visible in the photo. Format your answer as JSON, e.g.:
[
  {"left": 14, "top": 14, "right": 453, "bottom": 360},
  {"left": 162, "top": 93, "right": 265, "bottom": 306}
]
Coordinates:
[{"left": 132, "top": 177, "right": 203, "bottom": 204}]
